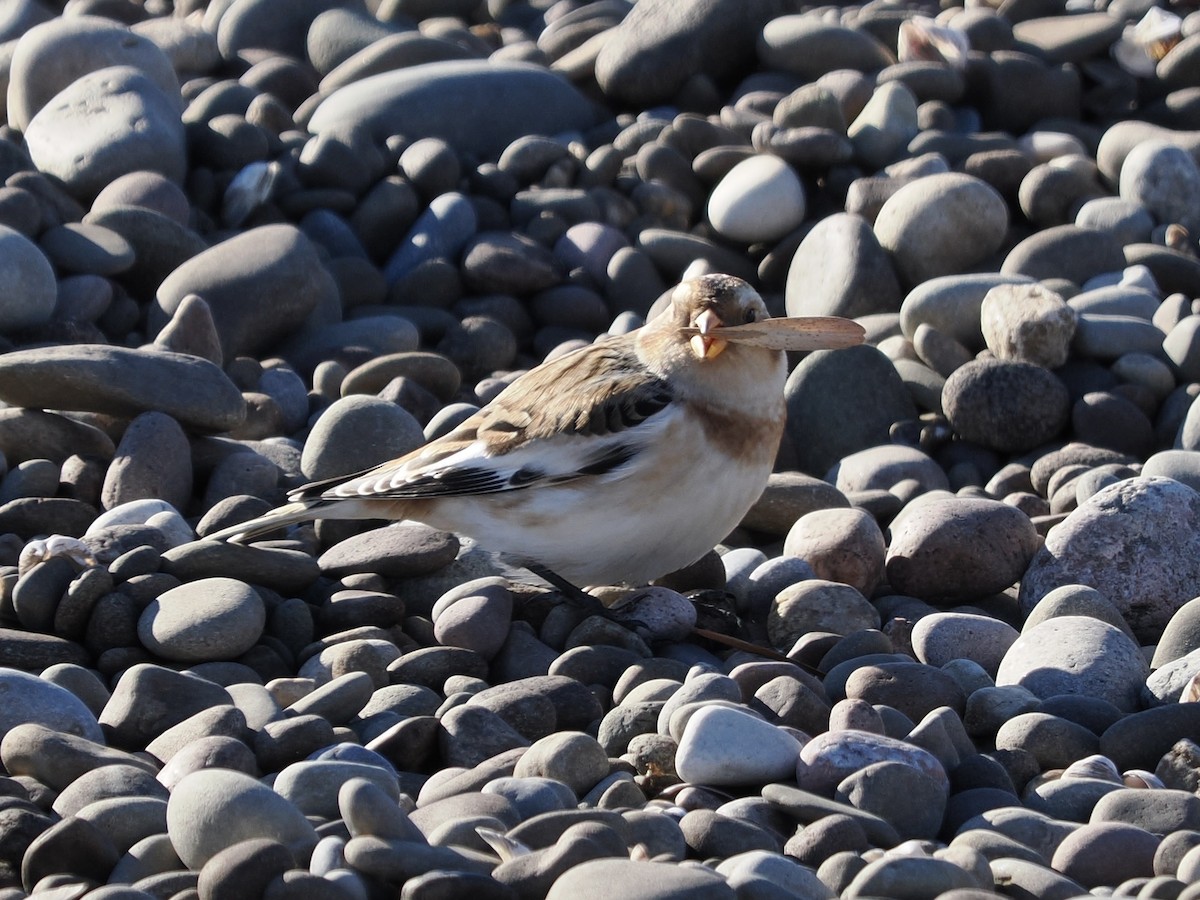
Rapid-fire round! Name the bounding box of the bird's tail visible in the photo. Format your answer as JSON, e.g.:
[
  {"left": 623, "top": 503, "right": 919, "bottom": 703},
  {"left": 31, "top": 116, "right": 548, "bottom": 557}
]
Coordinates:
[{"left": 203, "top": 500, "right": 324, "bottom": 543}]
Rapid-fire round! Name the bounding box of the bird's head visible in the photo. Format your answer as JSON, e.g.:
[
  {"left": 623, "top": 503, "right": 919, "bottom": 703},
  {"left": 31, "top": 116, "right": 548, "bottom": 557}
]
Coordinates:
[{"left": 666, "top": 274, "right": 771, "bottom": 361}]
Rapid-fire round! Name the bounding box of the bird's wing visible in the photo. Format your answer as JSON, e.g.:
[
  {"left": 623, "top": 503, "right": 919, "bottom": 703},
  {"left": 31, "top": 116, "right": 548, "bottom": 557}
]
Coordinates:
[{"left": 293, "top": 339, "right": 676, "bottom": 503}]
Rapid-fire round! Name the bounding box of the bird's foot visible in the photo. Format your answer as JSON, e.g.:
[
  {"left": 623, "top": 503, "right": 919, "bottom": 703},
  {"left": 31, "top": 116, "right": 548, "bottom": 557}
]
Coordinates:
[{"left": 524, "top": 564, "right": 648, "bottom": 631}]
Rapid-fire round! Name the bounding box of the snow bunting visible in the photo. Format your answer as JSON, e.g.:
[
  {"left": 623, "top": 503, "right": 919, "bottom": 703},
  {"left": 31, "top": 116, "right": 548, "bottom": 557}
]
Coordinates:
[{"left": 207, "top": 274, "right": 863, "bottom": 586}]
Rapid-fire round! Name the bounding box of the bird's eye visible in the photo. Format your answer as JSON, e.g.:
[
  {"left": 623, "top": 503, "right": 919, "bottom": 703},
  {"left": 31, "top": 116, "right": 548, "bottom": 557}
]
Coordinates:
[{"left": 742, "top": 308, "right": 760, "bottom": 324}]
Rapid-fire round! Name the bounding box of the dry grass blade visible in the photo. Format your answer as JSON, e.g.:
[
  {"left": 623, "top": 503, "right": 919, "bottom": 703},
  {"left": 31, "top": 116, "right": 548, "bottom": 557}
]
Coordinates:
[{"left": 682, "top": 316, "right": 866, "bottom": 351}]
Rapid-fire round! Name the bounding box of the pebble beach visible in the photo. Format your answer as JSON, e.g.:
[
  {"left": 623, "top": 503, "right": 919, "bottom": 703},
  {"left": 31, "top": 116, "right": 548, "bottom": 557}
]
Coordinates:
[{"left": 0, "top": 0, "right": 1199, "bottom": 897}]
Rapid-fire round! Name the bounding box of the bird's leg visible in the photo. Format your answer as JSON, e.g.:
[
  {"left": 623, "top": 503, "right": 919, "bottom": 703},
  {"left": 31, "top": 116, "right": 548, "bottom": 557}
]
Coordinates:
[
  {"left": 525, "top": 563, "right": 653, "bottom": 633},
  {"left": 524, "top": 563, "right": 609, "bottom": 615}
]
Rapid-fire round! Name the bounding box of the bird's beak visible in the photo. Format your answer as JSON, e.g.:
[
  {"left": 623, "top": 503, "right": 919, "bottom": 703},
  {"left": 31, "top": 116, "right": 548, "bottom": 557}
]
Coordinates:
[{"left": 690, "top": 309, "right": 728, "bottom": 359}]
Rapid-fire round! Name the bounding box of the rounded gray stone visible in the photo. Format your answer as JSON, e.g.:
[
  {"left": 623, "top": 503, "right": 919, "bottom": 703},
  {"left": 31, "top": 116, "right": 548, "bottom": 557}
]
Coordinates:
[
  {"left": 596, "top": 0, "right": 778, "bottom": 108},
  {"left": 942, "top": 358, "right": 1069, "bottom": 453},
  {"left": 0, "top": 667, "right": 104, "bottom": 743},
  {"left": 101, "top": 411, "right": 192, "bottom": 514},
  {"left": 300, "top": 394, "right": 425, "bottom": 482},
  {"left": 674, "top": 705, "right": 802, "bottom": 788},
  {"left": 708, "top": 154, "right": 806, "bottom": 244},
  {"left": 309, "top": 60, "right": 596, "bottom": 160},
  {"left": 166, "top": 768, "right": 318, "bottom": 869},
  {"left": 7, "top": 15, "right": 180, "bottom": 132},
  {"left": 996, "top": 616, "right": 1149, "bottom": 712},
  {"left": 786, "top": 212, "right": 902, "bottom": 319},
  {"left": 1119, "top": 140, "right": 1200, "bottom": 236},
  {"left": 885, "top": 497, "right": 1040, "bottom": 604},
  {"left": 911, "top": 612, "right": 1020, "bottom": 676},
  {"left": 1019, "top": 476, "right": 1200, "bottom": 642},
  {"left": 873, "top": 173, "right": 1008, "bottom": 286},
  {"left": 152, "top": 224, "right": 338, "bottom": 361},
  {"left": 785, "top": 345, "right": 917, "bottom": 476},
  {"left": 24, "top": 65, "right": 186, "bottom": 201},
  {"left": 0, "top": 224, "right": 56, "bottom": 332},
  {"left": 0, "top": 344, "right": 245, "bottom": 433},
  {"left": 137, "top": 576, "right": 265, "bottom": 663}
]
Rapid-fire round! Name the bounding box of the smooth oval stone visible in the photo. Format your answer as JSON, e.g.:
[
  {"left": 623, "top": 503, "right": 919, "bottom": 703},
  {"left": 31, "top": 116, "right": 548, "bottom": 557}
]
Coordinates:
[
  {"left": 595, "top": 0, "right": 772, "bottom": 108},
  {"left": 1092, "top": 787, "right": 1200, "bottom": 834},
  {"left": 998, "top": 614, "right": 1149, "bottom": 713},
  {"left": 318, "top": 524, "right": 458, "bottom": 580},
  {"left": 52, "top": 762, "right": 168, "bottom": 819},
  {"left": 511, "top": 731, "right": 610, "bottom": 798},
  {"left": 942, "top": 358, "right": 1069, "bottom": 453},
  {"left": 42, "top": 222, "right": 134, "bottom": 277},
  {"left": 21, "top": 815, "right": 121, "bottom": 892},
  {"left": 1075, "top": 196, "right": 1154, "bottom": 244},
  {"left": 707, "top": 154, "right": 805, "bottom": 244},
  {"left": 742, "top": 471, "right": 851, "bottom": 535},
  {"left": 873, "top": 172, "right": 1008, "bottom": 286},
  {"left": 911, "top": 612, "right": 1020, "bottom": 677},
  {"left": 886, "top": 497, "right": 1039, "bottom": 604},
  {"left": 545, "top": 858, "right": 735, "bottom": 899},
  {"left": 308, "top": 60, "right": 596, "bottom": 160},
  {"left": 1020, "top": 476, "right": 1200, "bottom": 642},
  {"left": 433, "top": 581, "right": 513, "bottom": 660},
  {"left": 138, "top": 577, "right": 265, "bottom": 663},
  {"left": 995, "top": 711, "right": 1100, "bottom": 771},
  {"left": 216, "top": 0, "right": 360, "bottom": 60},
  {"left": 1001, "top": 224, "right": 1127, "bottom": 285},
  {"left": 785, "top": 345, "right": 917, "bottom": 476},
  {"left": 769, "top": 579, "right": 881, "bottom": 650},
  {"left": 300, "top": 394, "right": 425, "bottom": 482},
  {"left": 1163, "top": 315, "right": 1200, "bottom": 382},
  {"left": 829, "top": 444, "right": 949, "bottom": 494},
  {"left": 848, "top": 81, "right": 920, "bottom": 169},
  {"left": 845, "top": 662, "right": 969, "bottom": 722},
  {"left": 24, "top": 65, "right": 186, "bottom": 201},
  {"left": 844, "top": 856, "right": 977, "bottom": 898},
  {"left": 1119, "top": 140, "right": 1200, "bottom": 236},
  {"left": 0, "top": 344, "right": 245, "bottom": 432},
  {"left": 0, "top": 409, "right": 114, "bottom": 466},
  {"left": 1050, "top": 821, "right": 1159, "bottom": 889},
  {"left": 1011, "top": 12, "right": 1123, "bottom": 64},
  {"left": 7, "top": 15, "right": 180, "bottom": 132},
  {"left": 279, "top": 315, "right": 421, "bottom": 375},
  {"left": 836, "top": 759, "right": 947, "bottom": 841},
  {"left": 798, "top": 729, "right": 948, "bottom": 795},
  {"left": 340, "top": 351, "right": 461, "bottom": 402},
  {"left": 786, "top": 213, "right": 902, "bottom": 319},
  {"left": 1102, "top": 705, "right": 1200, "bottom": 773},
  {"left": 275, "top": 760, "right": 399, "bottom": 820},
  {"left": 99, "top": 662, "right": 233, "bottom": 750},
  {"left": 153, "top": 224, "right": 337, "bottom": 361},
  {"left": 0, "top": 224, "right": 56, "bottom": 332},
  {"left": 783, "top": 507, "right": 885, "bottom": 596},
  {"left": 382, "top": 191, "right": 476, "bottom": 284},
  {"left": 0, "top": 667, "right": 103, "bottom": 743},
  {"left": 92, "top": 170, "right": 190, "bottom": 226},
  {"left": 166, "top": 768, "right": 318, "bottom": 869},
  {"left": 675, "top": 705, "right": 803, "bottom": 787},
  {"left": 758, "top": 17, "right": 895, "bottom": 80},
  {"left": 1153, "top": 596, "right": 1200, "bottom": 668},
  {"left": 319, "top": 30, "right": 478, "bottom": 94},
  {"left": 102, "top": 411, "right": 192, "bottom": 514}
]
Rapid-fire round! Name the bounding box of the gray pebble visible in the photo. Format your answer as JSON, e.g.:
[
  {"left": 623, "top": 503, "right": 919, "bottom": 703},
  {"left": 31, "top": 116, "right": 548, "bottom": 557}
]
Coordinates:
[
  {"left": 942, "top": 358, "right": 1069, "bottom": 453},
  {"left": 874, "top": 173, "right": 1008, "bottom": 286},
  {"left": 166, "top": 768, "right": 317, "bottom": 869},
  {"left": 25, "top": 65, "right": 186, "bottom": 201}
]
